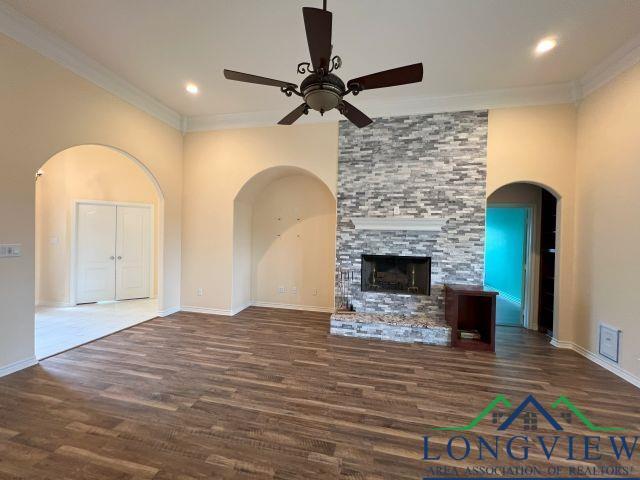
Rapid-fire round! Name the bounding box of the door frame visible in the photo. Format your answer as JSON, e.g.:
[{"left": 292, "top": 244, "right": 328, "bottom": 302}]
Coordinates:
[
  {"left": 70, "top": 199, "right": 155, "bottom": 305},
  {"left": 485, "top": 203, "right": 536, "bottom": 329}
]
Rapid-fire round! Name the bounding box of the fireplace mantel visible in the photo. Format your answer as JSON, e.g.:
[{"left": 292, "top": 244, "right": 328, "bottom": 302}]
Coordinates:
[{"left": 351, "top": 216, "right": 446, "bottom": 232}]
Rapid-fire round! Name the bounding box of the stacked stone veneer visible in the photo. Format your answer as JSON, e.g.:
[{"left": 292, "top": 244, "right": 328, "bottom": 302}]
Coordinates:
[
  {"left": 330, "top": 312, "right": 451, "bottom": 345},
  {"left": 336, "top": 111, "right": 488, "bottom": 322}
]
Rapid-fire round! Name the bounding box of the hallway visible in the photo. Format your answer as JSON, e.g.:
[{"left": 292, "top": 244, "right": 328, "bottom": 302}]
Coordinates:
[{"left": 35, "top": 298, "right": 158, "bottom": 359}]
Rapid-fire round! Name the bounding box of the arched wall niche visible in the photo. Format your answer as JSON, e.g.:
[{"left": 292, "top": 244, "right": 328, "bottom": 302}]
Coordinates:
[{"left": 232, "top": 166, "right": 336, "bottom": 313}]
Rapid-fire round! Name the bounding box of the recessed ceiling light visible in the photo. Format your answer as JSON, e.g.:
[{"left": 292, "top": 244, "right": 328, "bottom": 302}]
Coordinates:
[
  {"left": 185, "top": 83, "right": 199, "bottom": 95},
  {"left": 535, "top": 37, "right": 557, "bottom": 56}
]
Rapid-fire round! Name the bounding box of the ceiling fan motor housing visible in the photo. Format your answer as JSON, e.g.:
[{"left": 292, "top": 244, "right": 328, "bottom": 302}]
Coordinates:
[{"left": 301, "top": 73, "right": 345, "bottom": 113}]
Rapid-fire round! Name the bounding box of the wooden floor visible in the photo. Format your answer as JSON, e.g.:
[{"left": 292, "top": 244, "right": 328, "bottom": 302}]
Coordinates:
[{"left": 1, "top": 307, "right": 639, "bottom": 479}]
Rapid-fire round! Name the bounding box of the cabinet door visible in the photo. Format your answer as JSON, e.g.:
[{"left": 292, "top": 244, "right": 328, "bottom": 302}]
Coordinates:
[
  {"left": 115, "top": 205, "right": 151, "bottom": 300},
  {"left": 76, "top": 204, "right": 117, "bottom": 303}
]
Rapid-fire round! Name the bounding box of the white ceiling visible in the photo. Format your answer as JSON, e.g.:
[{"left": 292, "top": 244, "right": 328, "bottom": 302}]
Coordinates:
[{"left": 3, "top": 0, "right": 640, "bottom": 125}]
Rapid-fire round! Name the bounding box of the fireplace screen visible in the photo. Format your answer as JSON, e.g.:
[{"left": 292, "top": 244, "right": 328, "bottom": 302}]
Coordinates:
[{"left": 361, "top": 255, "right": 431, "bottom": 295}]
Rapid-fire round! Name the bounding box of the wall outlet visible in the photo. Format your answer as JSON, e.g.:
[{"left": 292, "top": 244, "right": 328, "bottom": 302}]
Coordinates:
[
  {"left": 0, "top": 244, "right": 21, "bottom": 257},
  {"left": 291, "top": 286, "right": 298, "bottom": 294},
  {"left": 312, "top": 288, "right": 318, "bottom": 296},
  {"left": 197, "top": 288, "right": 203, "bottom": 296},
  {"left": 278, "top": 286, "right": 287, "bottom": 294}
]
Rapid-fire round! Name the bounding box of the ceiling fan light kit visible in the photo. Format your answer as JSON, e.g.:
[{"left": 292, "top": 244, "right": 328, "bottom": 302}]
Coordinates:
[{"left": 223, "top": 1, "right": 423, "bottom": 128}]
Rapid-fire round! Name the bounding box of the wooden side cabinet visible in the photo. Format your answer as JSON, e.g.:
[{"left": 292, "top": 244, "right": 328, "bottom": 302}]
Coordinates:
[{"left": 445, "top": 284, "right": 498, "bottom": 352}]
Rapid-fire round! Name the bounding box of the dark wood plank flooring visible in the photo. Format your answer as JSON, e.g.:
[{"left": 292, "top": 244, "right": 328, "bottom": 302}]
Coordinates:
[{"left": 0, "top": 307, "right": 638, "bottom": 479}]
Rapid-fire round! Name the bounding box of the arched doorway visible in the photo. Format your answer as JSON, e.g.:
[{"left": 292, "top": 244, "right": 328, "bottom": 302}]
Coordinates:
[
  {"left": 232, "top": 166, "right": 336, "bottom": 314},
  {"left": 34, "top": 145, "right": 165, "bottom": 358},
  {"left": 485, "top": 182, "right": 559, "bottom": 336}
]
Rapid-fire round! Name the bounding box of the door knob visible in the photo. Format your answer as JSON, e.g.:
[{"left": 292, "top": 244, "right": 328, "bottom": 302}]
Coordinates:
[
  {"left": 117, "top": 256, "right": 122, "bottom": 260},
  {"left": 110, "top": 256, "right": 115, "bottom": 260}
]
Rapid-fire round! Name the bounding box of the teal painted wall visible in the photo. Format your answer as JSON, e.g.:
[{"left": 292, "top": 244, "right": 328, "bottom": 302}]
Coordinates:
[{"left": 484, "top": 207, "right": 527, "bottom": 302}]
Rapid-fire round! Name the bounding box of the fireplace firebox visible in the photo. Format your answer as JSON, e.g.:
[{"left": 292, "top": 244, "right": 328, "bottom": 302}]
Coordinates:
[{"left": 361, "top": 255, "right": 431, "bottom": 295}]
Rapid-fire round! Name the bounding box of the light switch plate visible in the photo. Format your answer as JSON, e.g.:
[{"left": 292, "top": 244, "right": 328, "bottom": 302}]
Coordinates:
[{"left": 0, "top": 244, "right": 21, "bottom": 257}]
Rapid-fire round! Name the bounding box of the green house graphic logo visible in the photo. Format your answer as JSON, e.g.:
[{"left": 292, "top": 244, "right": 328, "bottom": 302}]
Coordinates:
[{"left": 434, "top": 394, "right": 624, "bottom": 432}]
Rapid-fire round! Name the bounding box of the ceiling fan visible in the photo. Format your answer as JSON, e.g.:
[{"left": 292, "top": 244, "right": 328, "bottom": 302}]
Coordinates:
[{"left": 223, "top": 1, "right": 423, "bottom": 128}]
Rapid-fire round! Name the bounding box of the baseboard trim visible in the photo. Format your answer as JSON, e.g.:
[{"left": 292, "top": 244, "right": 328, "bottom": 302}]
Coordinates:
[
  {"left": 550, "top": 338, "right": 640, "bottom": 389},
  {"left": 0, "top": 356, "right": 38, "bottom": 378},
  {"left": 251, "top": 301, "right": 334, "bottom": 313},
  {"left": 37, "top": 301, "right": 74, "bottom": 308},
  {"left": 181, "top": 306, "right": 234, "bottom": 316},
  {"left": 158, "top": 306, "right": 181, "bottom": 317},
  {"left": 181, "top": 302, "right": 334, "bottom": 316},
  {"left": 231, "top": 303, "right": 252, "bottom": 315}
]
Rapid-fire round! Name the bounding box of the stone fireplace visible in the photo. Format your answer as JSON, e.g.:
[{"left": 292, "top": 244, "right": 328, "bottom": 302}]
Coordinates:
[{"left": 331, "top": 111, "right": 488, "bottom": 344}]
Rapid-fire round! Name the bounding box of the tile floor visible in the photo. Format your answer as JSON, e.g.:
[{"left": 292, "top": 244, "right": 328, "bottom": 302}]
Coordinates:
[
  {"left": 35, "top": 298, "right": 159, "bottom": 359},
  {"left": 495, "top": 294, "right": 522, "bottom": 326}
]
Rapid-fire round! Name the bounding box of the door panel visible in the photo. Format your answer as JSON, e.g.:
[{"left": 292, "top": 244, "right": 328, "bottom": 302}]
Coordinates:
[
  {"left": 116, "top": 205, "right": 151, "bottom": 300},
  {"left": 76, "top": 204, "right": 117, "bottom": 303}
]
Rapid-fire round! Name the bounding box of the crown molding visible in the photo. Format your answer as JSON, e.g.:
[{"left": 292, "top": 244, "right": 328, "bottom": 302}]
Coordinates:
[
  {"left": 580, "top": 31, "right": 640, "bottom": 97},
  {"left": 0, "top": 0, "right": 183, "bottom": 130},
  {"left": 4, "top": 0, "right": 638, "bottom": 134},
  {"left": 186, "top": 82, "right": 578, "bottom": 132}
]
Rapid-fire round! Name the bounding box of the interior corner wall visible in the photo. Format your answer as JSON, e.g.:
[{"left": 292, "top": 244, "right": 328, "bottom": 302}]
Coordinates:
[
  {"left": 487, "top": 104, "right": 577, "bottom": 342},
  {"left": 36, "top": 145, "right": 161, "bottom": 306},
  {"left": 0, "top": 33, "right": 183, "bottom": 372},
  {"left": 232, "top": 199, "right": 253, "bottom": 312},
  {"left": 181, "top": 123, "right": 338, "bottom": 313},
  {"left": 574, "top": 63, "right": 640, "bottom": 378}
]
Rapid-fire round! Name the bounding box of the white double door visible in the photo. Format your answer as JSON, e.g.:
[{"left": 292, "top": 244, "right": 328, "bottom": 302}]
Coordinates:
[{"left": 76, "top": 202, "right": 152, "bottom": 304}]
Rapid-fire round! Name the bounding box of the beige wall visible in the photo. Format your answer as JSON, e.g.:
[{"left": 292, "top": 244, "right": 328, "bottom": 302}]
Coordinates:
[
  {"left": 250, "top": 174, "right": 335, "bottom": 310},
  {"left": 182, "top": 123, "right": 338, "bottom": 312},
  {"left": 487, "top": 104, "right": 577, "bottom": 342},
  {"left": 4, "top": 21, "right": 640, "bottom": 382},
  {"left": 574, "top": 64, "right": 640, "bottom": 377},
  {"left": 35, "top": 145, "right": 160, "bottom": 306},
  {"left": 0, "top": 34, "right": 183, "bottom": 371}
]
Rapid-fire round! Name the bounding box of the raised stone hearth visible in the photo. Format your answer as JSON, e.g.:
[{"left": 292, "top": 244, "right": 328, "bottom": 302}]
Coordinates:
[{"left": 330, "top": 312, "right": 451, "bottom": 345}]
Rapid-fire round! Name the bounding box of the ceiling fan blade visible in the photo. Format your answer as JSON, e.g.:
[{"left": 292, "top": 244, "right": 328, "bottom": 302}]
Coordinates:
[
  {"left": 278, "top": 104, "right": 308, "bottom": 125},
  {"left": 302, "top": 7, "right": 332, "bottom": 72},
  {"left": 224, "top": 69, "right": 296, "bottom": 89},
  {"left": 340, "top": 100, "right": 373, "bottom": 128},
  {"left": 347, "top": 63, "right": 423, "bottom": 92}
]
